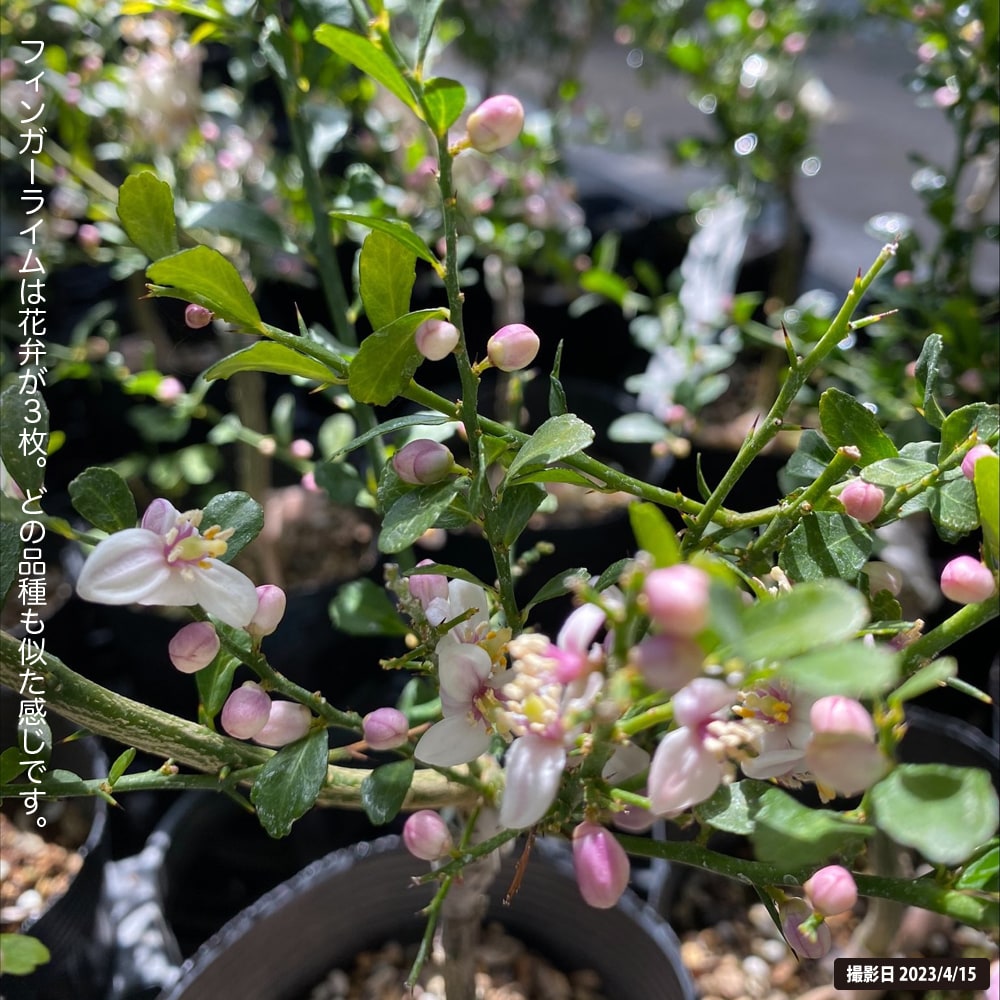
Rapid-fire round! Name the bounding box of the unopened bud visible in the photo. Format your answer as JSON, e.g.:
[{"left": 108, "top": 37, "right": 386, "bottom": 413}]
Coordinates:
[
  {"left": 184, "top": 303, "right": 214, "bottom": 329},
  {"left": 408, "top": 561, "right": 449, "bottom": 609},
  {"left": 362, "top": 707, "right": 410, "bottom": 751},
  {"left": 572, "top": 821, "right": 631, "bottom": 909},
  {"left": 466, "top": 95, "right": 525, "bottom": 153},
  {"left": 810, "top": 696, "right": 875, "bottom": 739},
  {"left": 486, "top": 323, "right": 539, "bottom": 372},
  {"left": 403, "top": 809, "right": 454, "bottom": 860},
  {"left": 415, "top": 319, "right": 460, "bottom": 361},
  {"left": 392, "top": 439, "right": 454, "bottom": 485},
  {"left": 289, "top": 438, "right": 314, "bottom": 460},
  {"left": 248, "top": 585, "right": 287, "bottom": 637},
  {"left": 252, "top": 701, "right": 312, "bottom": 747},
  {"left": 221, "top": 682, "right": 272, "bottom": 740},
  {"left": 804, "top": 864, "right": 858, "bottom": 916},
  {"left": 940, "top": 555, "right": 997, "bottom": 605},
  {"left": 155, "top": 376, "right": 185, "bottom": 404},
  {"left": 961, "top": 444, "right": 994, "bottom": 480},
  {"left": 839, "top": 479, "right": 884, "bottom": 523},
  {"left": 806, "top": 697, "right": 887, "bottom": 796},
  {"left": 642, "top": 564, "right": 710, "bottom": 637},
  {"left": 168, "top": 621, "right": 220, "bottom": 673},
  {"left": 630, "top": 634, "right": 704, "bottom": 692}
]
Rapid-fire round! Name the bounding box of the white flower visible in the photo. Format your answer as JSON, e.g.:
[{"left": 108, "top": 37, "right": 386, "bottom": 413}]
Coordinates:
[
  {"left": 737, "top": 682, "right": 815, "bottom": 781},
  {"left": 75, "top": 498, "right": 259, "bottom": 628}
]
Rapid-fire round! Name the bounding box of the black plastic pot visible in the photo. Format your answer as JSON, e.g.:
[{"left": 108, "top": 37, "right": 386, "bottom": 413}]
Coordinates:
[{"left": 155, "top": 834, "right": 696, "bottom": 1000}]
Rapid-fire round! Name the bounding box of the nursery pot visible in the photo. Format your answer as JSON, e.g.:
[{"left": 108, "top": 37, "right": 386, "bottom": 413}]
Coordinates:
[{"left": 157, "top": 834, "right": 696, "bottom": 1000}]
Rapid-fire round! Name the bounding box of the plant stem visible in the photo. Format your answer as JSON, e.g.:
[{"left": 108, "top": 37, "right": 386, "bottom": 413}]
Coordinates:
[{"left": 900, "top": 598, "right": 1000, "bottom": 673}]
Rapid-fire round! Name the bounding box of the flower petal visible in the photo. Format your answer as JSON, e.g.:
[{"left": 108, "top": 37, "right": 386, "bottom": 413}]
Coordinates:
[
  {"left": 189, "top": 559, "right": 261, "bottom": 627},
  {"left": 438, "top": 641, "right": 493, "bottom": 705},
  {"left": 141, "top": 498, "right": 182, "bottom": 533},
  {"left": 648, "top": 727, "right": 722, "bottom": 816},
  {"left": 557, "top": 602, "right": 606, "bottom": 656},
  {"left": 499, "top": 735, "right": 566, "bottom": 829},
  {"left": 75, "top": 530, "right": 172, "bottom": 605},
  {"left": 414, "top": 714, "right": 491, "bottom": 766}
]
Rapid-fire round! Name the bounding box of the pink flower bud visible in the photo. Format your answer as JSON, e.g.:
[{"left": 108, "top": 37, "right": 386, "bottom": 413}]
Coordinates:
[
  {"left": 486, "top": 323, "right": 540, "bottom": 372},
  {"left": 403, "top": 810, "right": 454, "bottom": 861},
  {"left": 642, "top": 564, "right": 710, "bottom": 637},
  {"left": 414, "top": 319, "right": 460, "bottom": 362},
  {"left": 804, "top": 864, "right": 858, "bottom": 917},
  {"left": 155, "top": 376, "right": 185, "bottom": 404},
  {"left": 408, "top": 561, "right": 449, "bottom": 609},
  {"left": 572, "top": 821, "right": 631, "bottom": 909},
  {"left": 810, "top": 696, "right": 875, "bottom": 740},
  {"left": 221, "top": 682, "right": 272, "bottom": 739},
  {"left": 252, "top": 701, "right": 312, "bottom": 747},
  {"left": 362, "top": 707, "right": 410, "bottom": 750},
  {"left": 961, "top": 444, "right": 994, "bottom": 481},
  {"left": 168, "top": 621, "right": 220, "bottom": 673},
  {"left": 184, "top": 303, "right": 214, "bottom": 329},
  {"left": 839, "top": 480, "right": 884, "bottom": 523},
  {"left": 781, "top": 899, "right": 832, "bottom": 959},
  {"left": 466, "top": 95, "right": 525, "bottom": 153},
  {"left": 248, "top": 585, "right": 287, "bottom": 637},
  {"left": 610, "top": 803, "right": 655, "bottom": 833},
  {"left": 289, "top": 438, "right": 314, "bottom": 460},
  {"left": 392, "top": 439, "right": 455, "bottom": 485},
  {"left": 940, "top": 556, "right": 997, "bottom": 605},
  {"left": 77, "top": 223, "right": 101, "bottom": 250}
]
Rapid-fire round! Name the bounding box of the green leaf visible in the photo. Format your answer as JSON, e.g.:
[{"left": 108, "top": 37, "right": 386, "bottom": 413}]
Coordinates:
[
  {"left": 737, "top": 580, "right": 869, "bottom": 663},
  {"left": 181, "top": 200, "right": 291, "bottom": 250},
  {"left": 955, "top": 841, "right": 999, "bottom": 891},
  {"left": 204, "top": 342, "right": 335, "bottom": 384},
  {"left": 496, "top": 483, "right": 547, "bottom": 547},
  {"left": 416, "top": 0, "right": 447, "bottom": 65},
  {"left": 0, "top": 933, "right": 51, "bottom": 976},
  {"left": 67, "top": 468, "right": 137, "bottom": 533},
  {"left": 329, "top": 213, "right": 441, "bottom": 270},
  {"left": 1, "top": 521, "right": 20, "bottom": 604},
  {"left": 0, "top": 745, "right": 26, "bottom": 785},
  {"left": 0, "top": 384, "right": 48, "bottom": 495},
  {"left": 201, "top": 491, "right": 263, "bottom": 563},
  {"left": 195, "top": 648, "right": 239, "bottom": 720},
  {"left": 329, "top": 578, "right": 408, "bottom": 636},
  {"left": 914, "top": 334, "right": 945, "bottom": 429},
  {"left": 506, "top": 414, "right": 595, "bottom": 484},
  {"left": 629, "top": 502, "right": 681, "bottom": 567},
  {"left": 872, "top": 764, "right": 1000, "bottom": 865},
  {"left": 313, "top": 460, "right": 362, "bottom": 506},
  {"left": 522, "top": 567, "right": 590, "bottom": 615},
  {"left": 423, "top": 76, "right": 466, "bottom": 135},
  {"left": 975, "top": 453, "right": 1000, "bottom": 563},
  {"left": 694, "top": 779, "right": 771, "bottom": 836},
  {"left": 117, "top": 172, "right": 179, "bottom": 261},
  {"left": 926, "top": 476, "right": 979, "bottom": 543},
  {"left": 250, "top": 727, "right": 329, "bottom": 838},
  {"left": 359, "top": 229, "right": 416, "bottom": 332},
  {"left": 779, "top": 511, "right": 873, "bottom": 583},
  {"left": 778, "top": 641, "right": 899, "bottom": 697},
  {"left": 407, "top": 563, "right": 493, "bottom": 591},
  {"left": 360, "top": 759, "right": 415, "bottom": 825},
  {"left": 379, "top": 481, "right": 461, "bottom": 553},
  {"left": 325, "top": 412, "right": 453, "bottom": 462},
  {"left": 819, "top": 387, "right": 898, "bottom": 466},
  {"left": 890, "top": 657, "right": 957, "bottom": 704},
  {"left": 862, "top": 457, "right": 936, "bottom": 488},
  {"left": 348, "top": 308, "right": 446, "bottom": 405},
  {"left": 146, "top": 246, "right": 263, "bottom": 332},
  {"left": 752, "top": 786, "right": 875, "bottom": 867},
  {"left": 314, "top": 24, "right": 419, "bottom": 113},
  {"left": 779, "top": 430, "right": 837, "bottom": 493},
  {"left": 107, "top": 747, "right": 136, "bottom": 787},
  {"left": 939, "top": 403, "right": 1000, "bottom": 462}
]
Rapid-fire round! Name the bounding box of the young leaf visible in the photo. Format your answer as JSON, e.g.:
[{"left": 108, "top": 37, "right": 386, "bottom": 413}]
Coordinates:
[
  {"left": 0, "top": 933, "right": 51, "bottom": 976},
  {"left": 777, "top": 641, "right": 899, "bottom": 697},
  {"left": 250, "top": 728, "right": 329, "bottom": 839},
  {"left": 361, "top": 759, "right": 415, "bottom": 824},
  {"left": 324, "top": 412, "right": 453, "bottom": 463},
  {"left": 204, "top": 342, "right": 336, "bottom": 384},
  {"left": 201, "top": 491, "right": 264, "bottom": 562},
  {"left": 955, "top": 840, "right": 999, "bottom": 890},
  {"left": 329, "top": 213, "right": 441, "bottom": 271},
  {"left": 107, "top": 747, "right": 136, "bottom": 786},
  {"left": 423, "top": 76, "right": 466, "bottom": 136},
  {"left": 195, "top": 650, "right": 240, "bottom": 721},
  {"left": 778, "top": 511, "right": 872, "bottom": 583},
  {"left": 379, "top": 481, "right": 461, "bottom": 553},
  {"left": 890, "top": 657, "right": 957, "bottom": 704},
  {"left": 505, "top": 414, "right": 595, "bottom": 483},
  {"left": 628, "top": 502, "right": 681, "bottom": 567},
  {"left": 147, "top": 246, "right": 263, "bottom": 332},
  {"left": 0, "top": 385, "right": 48, "bottom": 495},
  {"left": 68, "top": 467, "right": 138, "bottom": 533},
  {"left": 975, "top": 452, "right": 1000, "bottom": 562},
  {"left": 117, "top": 172, "right": 179, "bottom": 261},
  {"left": 416, "top": 0, "right": 447, "bottom": 65},
  {"left": 818, "top": 387, "right": 898, "bottom": 466},
  {"left": 329, "top": 578, "right": 409, "bottom": 637},
  {"left": 938, "top": 402, "right": 1000, "bottom": 462},
  {"left": 914, "top": 333, "right": 945, "bottom": 429},
  {"left": 359, "top": 229, "right": 416, "bottom": 332}
]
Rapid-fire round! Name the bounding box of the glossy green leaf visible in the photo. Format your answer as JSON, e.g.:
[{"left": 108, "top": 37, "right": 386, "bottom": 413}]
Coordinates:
[
  {"left": 914, "top": 333, "right": 945, "bottom": 429},
  {"left": 522, "top": 567, "right": 590, "bottom": 615},
  {"left": 147, "top": 246, "right": 263, "bottom": 332},
  {"left": 361, "top": 759, "right": 415, "bottom": 825},
  {"left": 329, "top": 578, "right": 408, "bottom": 636},
  {"left": 423, "top": 76, "right": 466, "bottom": 135},
  {"left": 890, "top": 657, "right": 957, "bottom": 704},
  {"left": 974, "top": 453, "right": 999, "bottom": 562},
  {"left": 955, "top": 840, "right": 999, "bottom": 891},
  {"left": 182, "top": 200, "right": 291, "bottom": 250},
  {"left": 779, "top": 511, "right": 872, "bottom": 584},
  {"left": 0, "top": 384, "right": 48, "bottom": 495},
  {"left": 778, "top": 641, "right": 899, "bottom": 696},
  {"left": 379, "top": 480, "right": 461, "bottom": 553},
  {"left": 872, "top": 764, "right": 999, "bottom": 865},
  {"left": 68, "top": 467, "right": 138, "bottom": 533},
  {"left": 195, "top": 648, "right": 239, "bottom": 720},
  {"left": 819, "top": 387, "right": 898, "bottom": 466},
  {"left": 204, "top": 342, "right": 335, "bottom": 384},
  {"left": 496, "top": 483, "right": 547, "bottom": 547},
  {"left": 329, "top": 213, "right": 441, "bottom": 270},
  {"left": 629, "top": 502, "right": 681, "bottom": 567},
  {"left": 325, "top": 412, "right": 453, "bottom": 462},
  {"left": 107, "top": 747, "right": 136, "bottom": 787},
  {"left": 416, "top": 0, "right": 447, "bottom": 64},
  {"left": 359, "top": 229, "right": 416, "bottom": 332},
  {"left": 348, "top": 308, "right": 446, "bottom": 405},
  {"left": 695, "top": 779, "right": 771, "bottom": 836},
  {"left": 861, "top": 457, "right": 936, "bottom": 488},
  {"left": 314, "top": 24, "right": 418, "bottom": 113},
  {"left": 117, "top": 172, "right": 179, "bottom": 261},
  {"left": 926, "top": 476, "right": 979, "bottom": 543},
  {"left": 201, "top": 491, "right": 263, "bottom": 562},
  {"left": 939, "top": 403, "right": 1000, "bottom": 462},
  {"left": 506, "top": 414, "right": 595, "bottom": 483},
  {"left": 738, "top": 580, "right": 869, "bottom": 663},
  {"left": 250, "top": 728, "right": 329, "bottom": 839},
  {"left": 0, "top": 933, "right": 51, "bottom": 976},
  {"left": 752, "top": 786, "right": 875, "bottom": 867}
]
